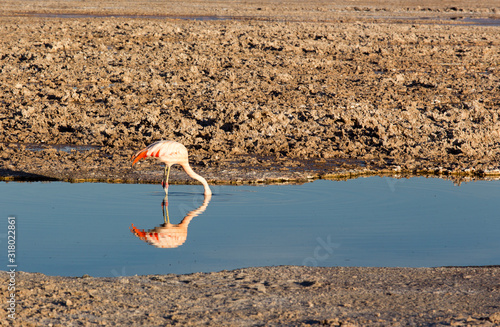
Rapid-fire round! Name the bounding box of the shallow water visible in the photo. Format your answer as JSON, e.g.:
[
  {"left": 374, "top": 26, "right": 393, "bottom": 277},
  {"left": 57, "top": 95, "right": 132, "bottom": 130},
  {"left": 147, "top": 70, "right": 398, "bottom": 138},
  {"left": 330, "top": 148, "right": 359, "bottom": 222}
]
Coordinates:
[
  {"left": 1, "top": 177, "right": 499, "bottom": 277},
  {"left": 23, "top": 13, "right": 229, "bottom": 21},
  {"left": 11, "top": 13, "right": 500, "bottom": 26}
]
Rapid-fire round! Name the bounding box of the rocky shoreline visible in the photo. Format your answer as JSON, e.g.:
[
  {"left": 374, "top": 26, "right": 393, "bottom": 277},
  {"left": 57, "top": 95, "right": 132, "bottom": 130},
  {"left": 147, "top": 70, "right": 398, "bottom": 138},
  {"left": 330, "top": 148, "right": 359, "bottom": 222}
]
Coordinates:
[{"left": 1, "top": 1, "right": 500, "bottom": 185}]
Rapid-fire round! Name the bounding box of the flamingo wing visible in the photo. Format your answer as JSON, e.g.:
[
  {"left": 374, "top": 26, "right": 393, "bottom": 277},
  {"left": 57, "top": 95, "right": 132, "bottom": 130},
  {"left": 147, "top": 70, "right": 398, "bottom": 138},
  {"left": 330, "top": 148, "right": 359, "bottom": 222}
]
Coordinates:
[{"left": 131, "top": 140, "right": 186, "bottom": 166}]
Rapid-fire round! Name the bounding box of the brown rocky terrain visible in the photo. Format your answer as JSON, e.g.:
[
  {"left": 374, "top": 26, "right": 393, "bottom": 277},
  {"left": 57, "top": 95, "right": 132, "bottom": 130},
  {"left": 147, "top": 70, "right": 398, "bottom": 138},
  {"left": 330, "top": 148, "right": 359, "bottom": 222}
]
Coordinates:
[
  {"left": 0, "top": 0, "right": 499, "bottom": 185},
  {"left": 1, "top": 1, "right": 500, "bottom": 326}
]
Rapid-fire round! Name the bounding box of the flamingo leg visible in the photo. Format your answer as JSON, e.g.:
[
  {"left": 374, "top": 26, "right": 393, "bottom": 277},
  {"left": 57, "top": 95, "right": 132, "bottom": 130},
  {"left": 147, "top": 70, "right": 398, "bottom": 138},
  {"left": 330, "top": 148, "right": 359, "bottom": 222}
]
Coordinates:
[
  {"left": 162, "top": 165, "right": 171, "bottom": 194},
  {"left": 166, "top": 203, "right": 169, "bottom": 224},
  {"left": 162, "top": 196, "right": 169, "bottom": 224}
]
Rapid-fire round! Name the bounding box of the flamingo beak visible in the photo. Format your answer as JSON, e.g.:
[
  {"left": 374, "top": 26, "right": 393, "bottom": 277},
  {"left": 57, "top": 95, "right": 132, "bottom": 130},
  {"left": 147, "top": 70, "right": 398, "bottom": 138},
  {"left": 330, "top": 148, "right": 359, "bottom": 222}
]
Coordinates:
[{"left": 131, "top": 150, "right": 148, "bottom": 166}]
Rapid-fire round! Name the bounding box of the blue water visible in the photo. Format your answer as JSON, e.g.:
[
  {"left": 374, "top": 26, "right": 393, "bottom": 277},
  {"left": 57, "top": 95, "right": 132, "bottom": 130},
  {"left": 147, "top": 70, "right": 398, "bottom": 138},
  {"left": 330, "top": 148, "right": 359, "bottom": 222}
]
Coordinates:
[{"left": 0, "top": 177, "right": 499, "bottom": 277}]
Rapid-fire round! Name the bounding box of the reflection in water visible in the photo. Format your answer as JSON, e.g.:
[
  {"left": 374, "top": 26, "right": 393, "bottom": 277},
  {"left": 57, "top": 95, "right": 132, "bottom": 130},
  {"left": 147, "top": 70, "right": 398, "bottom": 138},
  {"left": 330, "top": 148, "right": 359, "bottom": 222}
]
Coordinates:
[
  {"left": 130, "top": 194, "right": 211, "bottom": 248},
  {"left": 3, "top": 178, "right": 500, "bottom": 277}
]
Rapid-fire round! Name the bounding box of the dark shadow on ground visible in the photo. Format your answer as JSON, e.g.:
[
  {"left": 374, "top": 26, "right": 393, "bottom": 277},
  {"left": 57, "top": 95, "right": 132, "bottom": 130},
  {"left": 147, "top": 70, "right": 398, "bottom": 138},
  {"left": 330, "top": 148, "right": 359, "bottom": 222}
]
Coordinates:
[{"left": 0, "top": 169, "right": 59, "bottom": 182}]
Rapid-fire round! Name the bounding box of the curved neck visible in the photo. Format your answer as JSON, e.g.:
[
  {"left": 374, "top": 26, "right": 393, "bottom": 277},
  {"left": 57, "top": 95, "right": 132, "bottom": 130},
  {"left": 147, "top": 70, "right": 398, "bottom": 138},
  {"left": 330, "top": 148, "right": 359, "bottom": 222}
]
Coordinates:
[
  {"left": 179, "top": 193, "right": 212, "bottom": 227},
  {"left": 180, "top": 162, "right": 212, "bottom": 196}
]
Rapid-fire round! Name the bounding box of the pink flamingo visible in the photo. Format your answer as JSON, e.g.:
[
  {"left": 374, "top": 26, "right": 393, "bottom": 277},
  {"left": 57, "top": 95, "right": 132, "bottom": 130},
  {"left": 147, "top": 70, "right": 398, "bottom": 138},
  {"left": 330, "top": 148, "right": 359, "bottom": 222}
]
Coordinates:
[{"left": 131, "top": 140, "right": 212, "bottom": 195}]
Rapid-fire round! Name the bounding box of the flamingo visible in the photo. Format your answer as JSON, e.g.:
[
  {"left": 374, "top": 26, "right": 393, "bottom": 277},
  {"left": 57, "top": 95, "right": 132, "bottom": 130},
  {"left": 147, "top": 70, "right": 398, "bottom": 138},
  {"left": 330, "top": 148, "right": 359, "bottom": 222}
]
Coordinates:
[
  {"left": 130, "top": 193, "right": 212, "bottom": 248},
  {"left": 131, "top": 140, "right": 212, "bottom": 195}
]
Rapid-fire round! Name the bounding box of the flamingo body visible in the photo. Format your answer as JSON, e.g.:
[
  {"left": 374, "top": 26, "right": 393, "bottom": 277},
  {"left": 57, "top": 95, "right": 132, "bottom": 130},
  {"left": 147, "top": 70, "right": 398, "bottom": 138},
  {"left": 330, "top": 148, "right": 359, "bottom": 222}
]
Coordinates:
[{"left": 132, "top": 140, "right": 211, "bottom": 195}]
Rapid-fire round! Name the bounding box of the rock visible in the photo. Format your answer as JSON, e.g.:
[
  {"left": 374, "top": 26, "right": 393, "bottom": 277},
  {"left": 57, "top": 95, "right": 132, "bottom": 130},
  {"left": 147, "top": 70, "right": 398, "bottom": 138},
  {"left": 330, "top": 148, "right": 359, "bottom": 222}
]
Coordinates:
[{"left": 489, "top": 312, "right": 500, "bottom": 323}]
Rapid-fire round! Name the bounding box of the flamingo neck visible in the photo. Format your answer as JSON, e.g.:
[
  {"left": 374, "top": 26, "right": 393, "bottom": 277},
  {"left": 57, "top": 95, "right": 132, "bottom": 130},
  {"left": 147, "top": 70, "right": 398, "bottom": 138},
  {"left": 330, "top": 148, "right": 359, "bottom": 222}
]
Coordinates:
[
  {"left": 179, "top": 193, "right": 212, "bottom": 227},
  {"left": 180, "top": 162, "right": 212, "bottom": 196}
]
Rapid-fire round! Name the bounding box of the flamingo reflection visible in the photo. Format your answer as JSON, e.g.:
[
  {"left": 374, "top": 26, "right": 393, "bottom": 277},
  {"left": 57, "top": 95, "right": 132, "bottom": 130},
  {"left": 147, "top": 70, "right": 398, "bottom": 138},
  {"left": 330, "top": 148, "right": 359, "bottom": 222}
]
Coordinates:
[{"left": 130, "top": 194, "right": 211, "bottom": 248}]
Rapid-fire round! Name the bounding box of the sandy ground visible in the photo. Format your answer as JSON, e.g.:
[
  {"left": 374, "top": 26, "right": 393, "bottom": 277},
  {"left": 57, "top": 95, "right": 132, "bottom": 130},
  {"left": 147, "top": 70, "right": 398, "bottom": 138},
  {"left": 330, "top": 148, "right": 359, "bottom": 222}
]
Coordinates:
[{"left": 1, "top": 1, "right": 500, "bottom": 325}]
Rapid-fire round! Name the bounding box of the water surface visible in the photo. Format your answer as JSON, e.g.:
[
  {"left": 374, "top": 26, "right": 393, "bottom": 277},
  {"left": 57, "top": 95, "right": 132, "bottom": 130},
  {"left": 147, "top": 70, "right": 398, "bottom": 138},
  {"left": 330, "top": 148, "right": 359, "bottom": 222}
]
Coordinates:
[{"left": 1, "top": 177, "right": 499, "bottom": 277}]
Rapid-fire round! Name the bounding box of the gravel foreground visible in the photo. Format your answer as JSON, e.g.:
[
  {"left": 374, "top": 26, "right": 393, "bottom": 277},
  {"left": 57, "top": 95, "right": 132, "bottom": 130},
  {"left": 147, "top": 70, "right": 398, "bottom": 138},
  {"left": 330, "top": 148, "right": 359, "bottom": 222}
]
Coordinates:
[
  {"left": 0, "top": 0, "right": 499, "bottom": 184},
  {"left": 1, "top": 1, "right": 500, "bottom": 326},
  {"left": 1, "top": 267, "right": 500, "bottom": 326}
]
